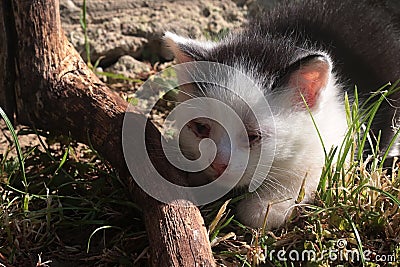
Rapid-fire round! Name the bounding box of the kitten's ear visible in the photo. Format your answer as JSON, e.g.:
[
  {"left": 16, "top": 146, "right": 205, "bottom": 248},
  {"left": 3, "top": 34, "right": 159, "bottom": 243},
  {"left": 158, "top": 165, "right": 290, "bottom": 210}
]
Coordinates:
[
  {"left": 164, "top": 32, "right": 216, "bottom": 63},
  {"left": 284, "top": 55, "right": 332, "bottom": 109}
]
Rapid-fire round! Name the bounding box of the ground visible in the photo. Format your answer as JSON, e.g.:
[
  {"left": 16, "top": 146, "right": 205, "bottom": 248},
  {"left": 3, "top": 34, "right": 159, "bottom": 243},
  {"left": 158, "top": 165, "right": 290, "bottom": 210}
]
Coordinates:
[{"left": 1, "top": 1, "right": 400, "bottom": 266}]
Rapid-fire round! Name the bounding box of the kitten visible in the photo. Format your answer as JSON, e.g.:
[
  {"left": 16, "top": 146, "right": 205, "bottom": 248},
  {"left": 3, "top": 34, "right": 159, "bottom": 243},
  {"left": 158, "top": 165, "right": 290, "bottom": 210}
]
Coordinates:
[{"left": 163, "top": 0, "right": 400, "bottom": 229}]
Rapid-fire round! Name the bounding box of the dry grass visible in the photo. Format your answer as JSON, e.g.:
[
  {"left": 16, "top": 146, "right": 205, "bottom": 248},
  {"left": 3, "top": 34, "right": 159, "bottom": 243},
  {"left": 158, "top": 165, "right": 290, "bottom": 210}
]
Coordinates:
[{"left": 1, "top": 76, "right": 400, "bottom": 267}]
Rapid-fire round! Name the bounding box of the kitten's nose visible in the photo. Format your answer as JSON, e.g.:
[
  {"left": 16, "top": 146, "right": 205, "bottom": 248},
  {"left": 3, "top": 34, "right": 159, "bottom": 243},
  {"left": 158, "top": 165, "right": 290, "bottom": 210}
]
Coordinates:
[{"left": 211, "top": 162, "right": 228, "bottom": 177}]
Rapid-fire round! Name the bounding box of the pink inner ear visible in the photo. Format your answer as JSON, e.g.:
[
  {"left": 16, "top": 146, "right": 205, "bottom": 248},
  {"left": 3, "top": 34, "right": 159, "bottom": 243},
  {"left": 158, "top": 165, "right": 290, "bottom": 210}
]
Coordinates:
[
  {"left": 166, "top": 42, "right": 195, "bottom": 63},
  {"left": 289, "top": 59, "right": 330, "bottom": 109}
]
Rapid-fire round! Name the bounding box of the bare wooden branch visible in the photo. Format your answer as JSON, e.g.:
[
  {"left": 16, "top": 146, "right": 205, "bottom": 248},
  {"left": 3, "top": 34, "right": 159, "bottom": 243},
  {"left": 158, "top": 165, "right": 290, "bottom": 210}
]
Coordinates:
[
  {"left": 0, "top": 1, "right": 16, "bottom": 121},
  {"left": 0, "top": 0, "right": 215, "bottom": 265}
]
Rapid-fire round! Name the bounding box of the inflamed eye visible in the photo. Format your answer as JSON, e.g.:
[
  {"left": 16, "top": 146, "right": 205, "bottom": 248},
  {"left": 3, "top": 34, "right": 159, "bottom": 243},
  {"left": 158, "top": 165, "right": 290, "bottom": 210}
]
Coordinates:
[{"left": 190, "top": 121, "right": 210, "bottom": 138}]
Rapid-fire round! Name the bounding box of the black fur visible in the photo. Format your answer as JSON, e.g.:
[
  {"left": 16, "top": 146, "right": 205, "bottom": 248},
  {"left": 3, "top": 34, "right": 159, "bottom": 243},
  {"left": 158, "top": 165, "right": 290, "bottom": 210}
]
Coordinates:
[
  {"left": 183, "top": 0, "right": 400, "bottom": 158},
  {"left": 255, "top": 0, "right": 400, "bottom": 158}
]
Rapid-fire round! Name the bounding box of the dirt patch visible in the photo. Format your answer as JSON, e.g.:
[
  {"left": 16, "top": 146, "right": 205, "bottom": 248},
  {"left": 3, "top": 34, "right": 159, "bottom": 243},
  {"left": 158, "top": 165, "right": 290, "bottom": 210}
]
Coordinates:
[{"left": 60, "top": 0, "right": 247, "bottom": 67}]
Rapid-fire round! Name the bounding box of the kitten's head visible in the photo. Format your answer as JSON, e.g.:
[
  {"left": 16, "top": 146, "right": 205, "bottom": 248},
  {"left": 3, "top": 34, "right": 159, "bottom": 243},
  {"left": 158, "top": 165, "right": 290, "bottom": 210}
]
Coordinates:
[{"left": 164, "top": 31, "right": 346, "bottom": 193}]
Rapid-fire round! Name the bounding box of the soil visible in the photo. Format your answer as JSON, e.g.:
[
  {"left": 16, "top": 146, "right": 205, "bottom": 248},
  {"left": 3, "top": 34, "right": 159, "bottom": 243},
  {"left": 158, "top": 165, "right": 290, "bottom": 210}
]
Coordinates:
[{"left": 60, "top": 0, "right": 248, "bottom": 67}]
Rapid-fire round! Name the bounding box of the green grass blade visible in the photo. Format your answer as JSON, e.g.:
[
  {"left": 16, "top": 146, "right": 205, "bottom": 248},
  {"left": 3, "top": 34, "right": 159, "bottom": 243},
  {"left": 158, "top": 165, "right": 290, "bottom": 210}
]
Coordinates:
[
  {"left": 301, "top": 94, "right": 327, "bottom": 158},
  {"left": 0, "top": 107, "right": 28, "bottom": 191},
  {"left": 80, "top": 0, "right": 91, "bottom": 66},
  {"left": 363, "top": 185, "right": 400, "bottom": 206},
  {"left": 347, "top": 214, "right": 366, "bottom": 265},
  {"left": 55, "top": 145, "right": 70, "bottom": 175},
  {"left": 95, "top": 71, "right": 142, "bottom": 83}
]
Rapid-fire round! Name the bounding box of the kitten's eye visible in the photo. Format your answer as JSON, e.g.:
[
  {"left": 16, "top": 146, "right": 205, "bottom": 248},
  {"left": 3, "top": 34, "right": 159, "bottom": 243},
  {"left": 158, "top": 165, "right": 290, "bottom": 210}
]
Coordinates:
[
  {"left": 248, "top": 133, "right": 261, "bottom": 145},
  {"left": 190, "top": 121, "right": 210, "bottom": 138}
]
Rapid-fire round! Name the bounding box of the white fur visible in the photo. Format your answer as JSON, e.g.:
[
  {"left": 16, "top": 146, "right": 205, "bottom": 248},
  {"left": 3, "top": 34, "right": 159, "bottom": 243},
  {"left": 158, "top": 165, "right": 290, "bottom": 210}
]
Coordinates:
[
  {"left": 236, "top": 71, "right": 347, "bottom": 228},
  {"left": 164, "top": 32, "right": 217, "bottom": 50},
  {"left": 166, "top": 32, "right": 348, "bottom": 229},
  {"left": 164, "top": 31, "right": 218, "bottom": 62},
  {"left": 175, "top": 62, "right": 347, "bottom": 228}
]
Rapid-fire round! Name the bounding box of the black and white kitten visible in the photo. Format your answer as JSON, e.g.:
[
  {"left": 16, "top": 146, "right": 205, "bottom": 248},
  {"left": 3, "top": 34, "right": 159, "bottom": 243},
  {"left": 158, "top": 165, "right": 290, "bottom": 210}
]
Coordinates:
[{"left": 164, "top": 0, "right": 400, "bottom": 228}]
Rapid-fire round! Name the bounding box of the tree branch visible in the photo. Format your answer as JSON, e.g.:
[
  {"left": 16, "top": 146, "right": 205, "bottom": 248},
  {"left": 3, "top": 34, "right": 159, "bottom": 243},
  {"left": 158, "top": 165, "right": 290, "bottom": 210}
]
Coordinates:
[{"left": 0, "top": 0, "right": 215, "bottom": 265}]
